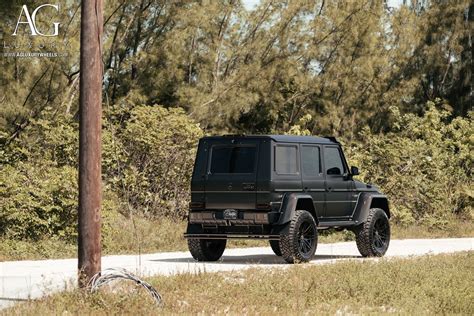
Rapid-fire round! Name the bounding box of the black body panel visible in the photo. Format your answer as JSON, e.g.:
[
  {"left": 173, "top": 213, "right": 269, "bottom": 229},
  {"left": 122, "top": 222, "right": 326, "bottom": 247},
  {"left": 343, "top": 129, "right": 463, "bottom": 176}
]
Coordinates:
[{"left": 185, "top": 135, "right": 390, "bottom": 239}]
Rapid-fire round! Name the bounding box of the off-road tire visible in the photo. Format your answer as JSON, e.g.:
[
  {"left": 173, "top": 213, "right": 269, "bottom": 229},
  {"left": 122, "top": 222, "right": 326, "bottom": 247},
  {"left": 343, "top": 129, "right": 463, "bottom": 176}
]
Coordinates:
[
  {"left": 280, "top": 210, "right": 318, "bottom": 263},
  {"left": 269, "top": 240, "right": 282, "bottom": 256},
  {"left": 187, "top": 239, "right": 226, "bottom": 261},
  {"left": 355, "top": 208, "right": 390, "bottom": 257}
]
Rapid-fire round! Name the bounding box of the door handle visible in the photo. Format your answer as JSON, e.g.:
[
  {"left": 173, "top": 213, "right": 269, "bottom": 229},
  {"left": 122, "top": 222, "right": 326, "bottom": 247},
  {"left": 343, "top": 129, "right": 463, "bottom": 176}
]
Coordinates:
[{"left": 326, "top": 187, "right": 333, "bottom": 192}]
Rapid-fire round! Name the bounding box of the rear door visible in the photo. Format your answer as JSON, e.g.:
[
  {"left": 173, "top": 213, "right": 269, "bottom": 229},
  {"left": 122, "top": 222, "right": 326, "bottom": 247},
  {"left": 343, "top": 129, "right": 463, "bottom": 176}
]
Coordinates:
[
  {"left": 205, "top": 139, "right": 258, "bottom": 210},
  {"left": 300, "top": 144, "right": 325, "bottom": 218}
]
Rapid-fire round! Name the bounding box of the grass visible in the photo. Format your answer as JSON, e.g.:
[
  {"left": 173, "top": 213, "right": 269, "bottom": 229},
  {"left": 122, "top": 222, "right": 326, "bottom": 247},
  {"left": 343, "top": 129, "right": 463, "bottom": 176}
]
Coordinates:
[
  {"left": 391, "top": 220, "right": 474, "bottom": 239},
  {"left": 4, "top": 252, "right": 473, "bottom": 314},
  {"left": 0, "top": 216, "right": 187, "bottom": 261},
  {"left": 1, "top": 214, "right": 473, "bottom": 261}
]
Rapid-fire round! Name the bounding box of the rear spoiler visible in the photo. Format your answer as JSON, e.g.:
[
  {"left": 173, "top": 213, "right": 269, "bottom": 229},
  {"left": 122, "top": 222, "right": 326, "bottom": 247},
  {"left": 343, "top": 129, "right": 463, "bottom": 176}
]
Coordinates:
[{"left": 324, "top": 136, "right": 339, "bottom": 144}]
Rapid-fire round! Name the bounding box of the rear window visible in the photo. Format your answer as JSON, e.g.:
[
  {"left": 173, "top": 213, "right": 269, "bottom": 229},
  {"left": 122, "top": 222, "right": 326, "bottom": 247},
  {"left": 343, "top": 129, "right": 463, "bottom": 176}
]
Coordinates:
[{"left": 210, "top": 146, "right": 256, "bottom": 173}]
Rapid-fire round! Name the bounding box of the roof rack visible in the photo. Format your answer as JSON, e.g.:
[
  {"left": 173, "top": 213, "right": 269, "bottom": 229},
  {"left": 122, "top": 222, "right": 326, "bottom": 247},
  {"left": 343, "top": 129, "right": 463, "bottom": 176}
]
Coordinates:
[{"left": 222, "top": 134, "right": 246, "bottom": 137}]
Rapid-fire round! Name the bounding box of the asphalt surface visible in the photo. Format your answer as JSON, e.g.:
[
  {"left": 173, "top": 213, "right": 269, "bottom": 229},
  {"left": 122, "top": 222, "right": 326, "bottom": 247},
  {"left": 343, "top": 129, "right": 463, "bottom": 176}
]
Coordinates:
[{"left": 1, "top": 238, "right": 473, "bottom": 309}]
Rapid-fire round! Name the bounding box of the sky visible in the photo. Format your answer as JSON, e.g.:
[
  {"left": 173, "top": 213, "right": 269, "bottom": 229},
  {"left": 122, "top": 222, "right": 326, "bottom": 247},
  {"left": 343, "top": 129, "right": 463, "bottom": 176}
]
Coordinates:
[{"left": 242, "top": 0, "right": 404, "bottom": 10}]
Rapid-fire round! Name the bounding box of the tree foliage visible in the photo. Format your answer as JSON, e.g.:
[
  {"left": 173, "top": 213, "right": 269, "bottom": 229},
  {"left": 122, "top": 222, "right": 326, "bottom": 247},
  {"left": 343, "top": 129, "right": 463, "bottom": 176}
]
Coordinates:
[
  {"left": 0, "top": 1, "right": 472, "bottom": 240},
  {"left": 1, "top": 0, "right": 471, "bottom": 137}
]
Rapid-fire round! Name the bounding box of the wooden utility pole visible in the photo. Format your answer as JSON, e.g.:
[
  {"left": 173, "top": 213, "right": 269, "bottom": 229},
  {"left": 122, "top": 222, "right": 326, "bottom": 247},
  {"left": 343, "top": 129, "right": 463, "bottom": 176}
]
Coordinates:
[{"left": 78, "top": 0, "right": 103, "bottom": 288}]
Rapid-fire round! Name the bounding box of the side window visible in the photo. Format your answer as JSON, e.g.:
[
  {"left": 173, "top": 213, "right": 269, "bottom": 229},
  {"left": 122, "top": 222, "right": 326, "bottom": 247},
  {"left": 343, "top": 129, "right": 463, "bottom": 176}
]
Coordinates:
[
  {"left": 324, "top": 146, "right": 346, "bottom": 175},
  {"left": 301, "top": 146, "right": 321, "bottom": 177},
  {"left": 275, "top": 145, "right": 298, "bottom": 174}
]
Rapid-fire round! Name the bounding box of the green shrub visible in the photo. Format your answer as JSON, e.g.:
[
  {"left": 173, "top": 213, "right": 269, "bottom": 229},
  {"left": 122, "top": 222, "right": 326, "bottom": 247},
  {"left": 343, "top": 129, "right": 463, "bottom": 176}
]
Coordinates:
[
  {"left": 348, "top": 101, "right": 473, "bottom": 226},
  {"left": 0, "top": 162, "right": 77, "bottom": 240},
  {"left": 2, "top": 98, "right": 470, "bottom": 244},
  {"left": 0, "top": 110, "right": 121, "bottom": 241},
  {"left": 0, "top": 111, "right": 78, "bottom": 167},
  {"left": 0, "top": 112, "right": 79, "bottom": 240},
  {"left": 103, "top": 104, "right": 203, "bottom": 218}
]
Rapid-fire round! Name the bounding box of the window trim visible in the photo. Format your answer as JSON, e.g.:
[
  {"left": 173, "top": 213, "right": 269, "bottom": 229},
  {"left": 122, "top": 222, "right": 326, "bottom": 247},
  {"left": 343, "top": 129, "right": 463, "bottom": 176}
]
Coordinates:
[
  {"left": 274, "top": 144, "right": 300, "bottom": 175},
  {"left": 208, "top": 144, "right": 257, "bottom": 175}
]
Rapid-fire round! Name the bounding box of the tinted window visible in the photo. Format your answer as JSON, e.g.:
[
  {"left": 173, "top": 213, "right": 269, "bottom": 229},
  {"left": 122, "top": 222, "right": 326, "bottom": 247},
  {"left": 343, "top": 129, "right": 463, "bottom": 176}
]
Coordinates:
[
  {"left": 324, "top": 147, "right": 345, "bottom": 175},
  {"left": 275, "top": 145, "right": 298, "bottom": 174},
  {"left": 301, "top": 146, "right": 321, "bottom": 176},
  {"left": 210, "top": 146, "right": 256, "bottom": 173}
]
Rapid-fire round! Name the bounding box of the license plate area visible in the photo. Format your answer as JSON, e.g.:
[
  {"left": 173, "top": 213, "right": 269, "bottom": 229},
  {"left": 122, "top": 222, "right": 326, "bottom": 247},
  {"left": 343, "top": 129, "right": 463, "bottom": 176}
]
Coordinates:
[{"left": 223, "top": 209, "right": 238, "bottom": 220}]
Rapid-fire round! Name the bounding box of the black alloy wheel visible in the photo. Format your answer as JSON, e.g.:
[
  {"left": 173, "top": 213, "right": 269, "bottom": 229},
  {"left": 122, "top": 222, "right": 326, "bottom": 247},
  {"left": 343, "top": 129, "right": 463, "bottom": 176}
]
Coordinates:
[
  {"left": 280, "top": 210, "right": 318, "bottom": 263},
  {"left": 355, "top": 208, "right": 391, "bottom": 257}
]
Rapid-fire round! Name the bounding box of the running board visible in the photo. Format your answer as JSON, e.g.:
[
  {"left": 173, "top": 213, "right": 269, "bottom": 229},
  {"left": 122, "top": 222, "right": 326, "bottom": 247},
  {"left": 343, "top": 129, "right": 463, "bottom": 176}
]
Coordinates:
[
  {"left": 184, "top": 233, "right": 280, "bottom": 240},
  {"left": 318, "top": 220, "right": 358, "bottom": 228}
]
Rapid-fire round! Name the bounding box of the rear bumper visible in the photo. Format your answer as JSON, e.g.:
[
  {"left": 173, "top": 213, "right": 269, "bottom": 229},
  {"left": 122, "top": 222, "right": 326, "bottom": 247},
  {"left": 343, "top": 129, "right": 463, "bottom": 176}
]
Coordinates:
[
  {"left": 188, "top": 210, "right": 280, "bottom": 225},
  {"left": 185, "top": 215, "right": 289, "bottom": 239}
]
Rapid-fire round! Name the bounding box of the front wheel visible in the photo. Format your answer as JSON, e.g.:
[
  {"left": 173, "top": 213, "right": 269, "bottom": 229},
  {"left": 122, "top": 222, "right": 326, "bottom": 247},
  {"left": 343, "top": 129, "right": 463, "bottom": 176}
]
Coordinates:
[
  {"left": 355, "top": 208, "right": 390, "bottom": 257},
  {"left": 187, "top": 239, "right": 226, "bottom": 261},
  {"left": 280, "top": 210, "right": 318, "bottom": 263}
]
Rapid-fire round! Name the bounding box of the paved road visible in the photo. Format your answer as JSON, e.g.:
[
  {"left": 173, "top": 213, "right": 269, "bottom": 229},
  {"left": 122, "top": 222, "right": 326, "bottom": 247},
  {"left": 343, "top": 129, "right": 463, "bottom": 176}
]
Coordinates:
[{"left": 1, "top": 238, "right": 473, "bottom": 309}]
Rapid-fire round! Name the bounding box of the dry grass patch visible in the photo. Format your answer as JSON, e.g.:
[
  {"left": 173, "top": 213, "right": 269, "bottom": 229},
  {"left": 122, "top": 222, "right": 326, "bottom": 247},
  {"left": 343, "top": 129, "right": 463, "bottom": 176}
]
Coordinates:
[{"left": 4, "top": 252, "right": 473, "bottom": 315}]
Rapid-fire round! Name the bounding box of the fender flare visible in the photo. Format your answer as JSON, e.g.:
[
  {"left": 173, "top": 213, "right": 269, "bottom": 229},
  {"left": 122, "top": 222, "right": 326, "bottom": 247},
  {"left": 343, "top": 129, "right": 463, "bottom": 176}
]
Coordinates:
[
  {"left": 352, "top": 192, "right": 390, "bottom": 224},
  {"left": 275, "top": 193, "right": 318, "bottom": 226}
]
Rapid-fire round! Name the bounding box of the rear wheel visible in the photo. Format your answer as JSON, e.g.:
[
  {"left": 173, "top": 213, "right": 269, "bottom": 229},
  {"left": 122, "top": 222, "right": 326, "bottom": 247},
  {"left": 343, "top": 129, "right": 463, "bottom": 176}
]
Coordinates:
[
  {"left": 269, "top": 240, "right": 282, "bottom": 256},
  {"left": 280, "top": 210, "right": 318, "bottom": 263},
  {"left": 187, "top": 239, "right": 226, "bottom": 261},
  {"left": 355, "top": 208, "right": 390, "bottom": 257}
]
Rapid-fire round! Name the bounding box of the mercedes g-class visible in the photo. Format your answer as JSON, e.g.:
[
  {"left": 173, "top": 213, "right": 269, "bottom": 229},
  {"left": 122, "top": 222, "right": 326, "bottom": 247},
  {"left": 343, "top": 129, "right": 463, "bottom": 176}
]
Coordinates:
[{"left": 184, "top": 135, "right": 390, "bottom": 263}]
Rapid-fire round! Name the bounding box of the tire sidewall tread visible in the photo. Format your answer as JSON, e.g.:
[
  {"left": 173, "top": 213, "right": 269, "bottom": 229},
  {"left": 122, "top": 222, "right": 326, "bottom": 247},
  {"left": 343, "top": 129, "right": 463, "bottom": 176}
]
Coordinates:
[
  {"left": 188, "top": 239, "right": 226, "bottom": 261},
  {"left": 280, "top": 210, "right": 318, "bottom": 263},
  {"left": 355, "top": 208, "right": 390, "bottom": 257}
]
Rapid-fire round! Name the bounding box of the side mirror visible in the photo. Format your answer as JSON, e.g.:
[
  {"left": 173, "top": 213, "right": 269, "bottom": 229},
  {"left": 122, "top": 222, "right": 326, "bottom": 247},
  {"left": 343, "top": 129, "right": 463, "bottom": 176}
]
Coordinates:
[{"left": 350, "top": 166, "right": 360, "bottom": 176}]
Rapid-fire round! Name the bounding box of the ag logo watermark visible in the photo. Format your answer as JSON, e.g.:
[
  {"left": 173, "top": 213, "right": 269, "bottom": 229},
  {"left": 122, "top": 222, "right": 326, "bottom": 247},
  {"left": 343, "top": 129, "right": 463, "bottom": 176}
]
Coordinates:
[
  {"left": 2, "top": 3, "right": 67, "bottom": 58},
  {"left": 13, "top": 4, "right": 60, "bottom": 37}
]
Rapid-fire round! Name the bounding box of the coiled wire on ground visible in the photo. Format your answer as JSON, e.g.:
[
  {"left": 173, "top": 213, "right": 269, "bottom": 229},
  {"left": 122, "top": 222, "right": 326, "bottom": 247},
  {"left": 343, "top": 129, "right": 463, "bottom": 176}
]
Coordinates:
[{"left": 88, "top": 268, "right": 162, "bottom": 305}]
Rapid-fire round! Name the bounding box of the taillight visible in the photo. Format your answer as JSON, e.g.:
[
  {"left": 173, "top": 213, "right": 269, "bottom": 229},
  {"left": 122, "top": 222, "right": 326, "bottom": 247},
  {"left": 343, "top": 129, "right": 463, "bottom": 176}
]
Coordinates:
[
  {"left": 256, "top": 203, "right": 271, "bottom": 210},
  {"left": 189, "top": 201, "right": 205, "bottom": 210}
]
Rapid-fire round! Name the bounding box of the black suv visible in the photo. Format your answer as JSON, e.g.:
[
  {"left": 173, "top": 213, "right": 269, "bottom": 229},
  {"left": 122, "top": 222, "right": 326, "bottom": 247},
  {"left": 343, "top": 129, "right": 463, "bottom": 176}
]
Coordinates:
[{"left": 184, "top": 135, "right": 390, "bottom": 263}]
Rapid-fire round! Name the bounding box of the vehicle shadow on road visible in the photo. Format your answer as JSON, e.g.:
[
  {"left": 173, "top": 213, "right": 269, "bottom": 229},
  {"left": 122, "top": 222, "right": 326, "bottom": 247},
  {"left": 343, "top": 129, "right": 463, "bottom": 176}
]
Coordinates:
[{"left": 150, "top": 254, "right": 360, "bottom": 265}]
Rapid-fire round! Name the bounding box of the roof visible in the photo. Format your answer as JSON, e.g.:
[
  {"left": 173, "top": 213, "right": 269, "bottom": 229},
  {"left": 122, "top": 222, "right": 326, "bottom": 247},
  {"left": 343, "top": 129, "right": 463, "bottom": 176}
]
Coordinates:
[
  {"left": 268, "top": 135, "right": 337, "bottom": 144},
  {"left": 202, "top": 135, "right": 338, "bottom": 144}
]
